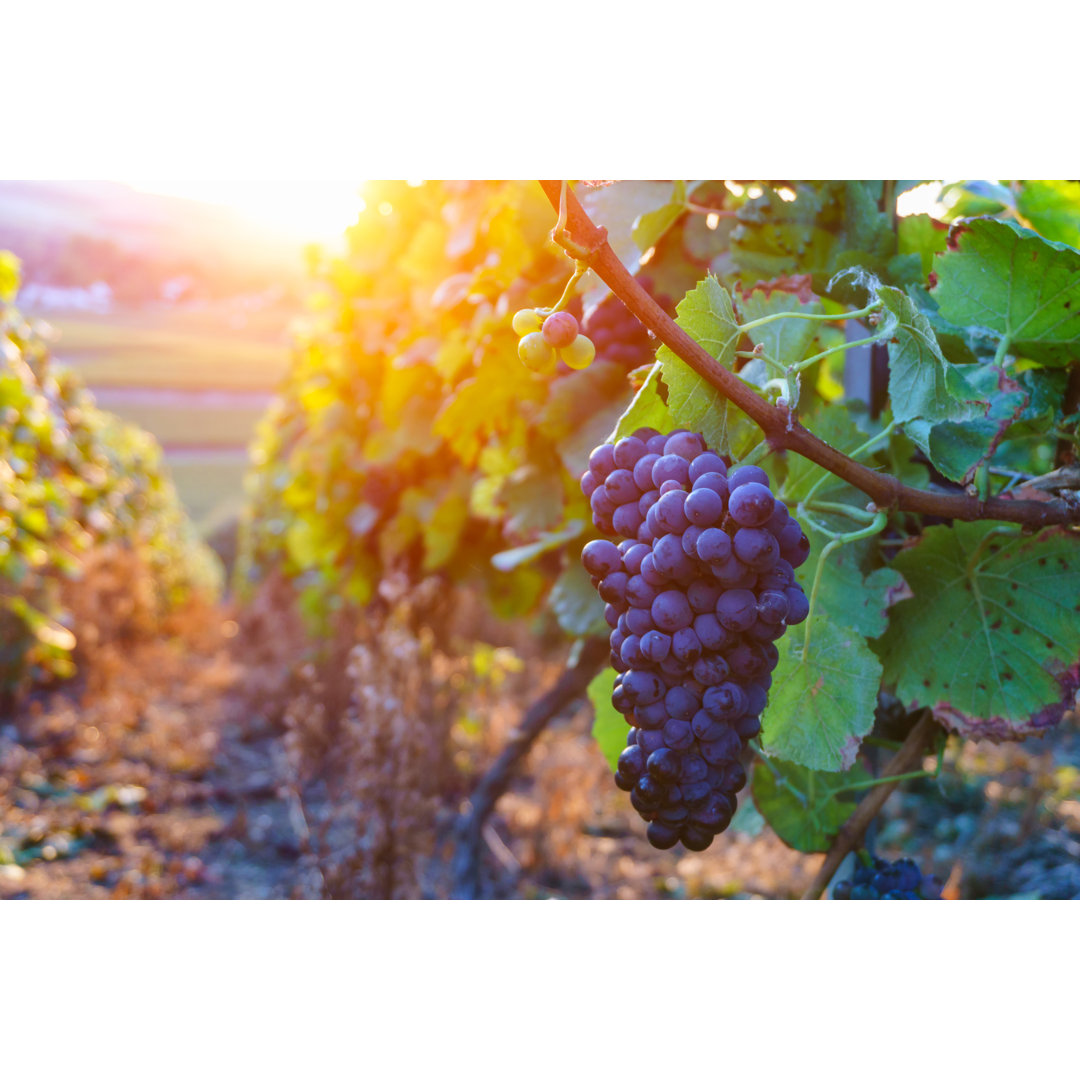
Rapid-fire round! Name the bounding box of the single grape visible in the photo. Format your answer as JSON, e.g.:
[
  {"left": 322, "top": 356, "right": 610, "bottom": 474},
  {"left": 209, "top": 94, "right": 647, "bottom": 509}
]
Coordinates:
[
  {"left": 512, "top": 308, "right": 542, "bottom": 336},
  {"left": 728, "top": 482, "right": 775, "bottom": 527},
  {"left": 542, "top": 311, "right": 580, "bottom": 348},
  {"left": 652, "top": 590, "right": 694, "bottom": 632},
  {"left": 613, "top": 436, "right": 648, "bottom": 471},
  {"left": 727, "top": 465, "right": 769, "bottom": 490},
  {"left": 581, "top": 539, "right": 621, "bottom": 577},
  {"left": 518, "top": 331, "right": 557, "bottom": 373},
  {"left": 560, "top": 334, "right": 596, "bottom": 370}
]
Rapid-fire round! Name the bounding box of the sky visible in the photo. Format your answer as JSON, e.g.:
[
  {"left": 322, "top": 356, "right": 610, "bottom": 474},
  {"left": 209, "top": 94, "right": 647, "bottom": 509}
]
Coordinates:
[{"left": 125, "top": 181, "right": 368, "bottom": 244}]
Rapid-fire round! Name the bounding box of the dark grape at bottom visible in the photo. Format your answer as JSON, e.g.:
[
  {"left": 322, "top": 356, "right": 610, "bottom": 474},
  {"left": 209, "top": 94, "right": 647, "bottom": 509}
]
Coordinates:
[
  {"left": 581, "top": 427, "right": 810, "bottom": 852},
  {"left": 832, "top": 856, "right": 942, "bottom": 900}
]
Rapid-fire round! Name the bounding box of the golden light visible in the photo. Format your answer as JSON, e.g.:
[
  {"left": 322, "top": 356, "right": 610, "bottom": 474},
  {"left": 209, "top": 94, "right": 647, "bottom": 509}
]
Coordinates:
[
  {"left": 124, "top": 180, "right": 368, "bottom": 243},
  {"left": 706, "top": 213, "right": 721, "bottom": 230},
  {"left": 724, "top": 181, "right": 745, "bottom": 197}
]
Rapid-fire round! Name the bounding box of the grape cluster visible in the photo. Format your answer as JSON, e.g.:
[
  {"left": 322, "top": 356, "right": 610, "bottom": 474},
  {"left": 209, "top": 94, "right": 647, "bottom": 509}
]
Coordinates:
[
  {"left": 832, "top": 856, "right": 943, "bottom": 900},
  {"left": 580, "top": 427, "right": 811, "bottom": 851},
  {"left": 513, "top": 308, "right": 595, "bottom": 374},
  {"left": 582, "top": 276, "right": 675, "bottom": 368}
]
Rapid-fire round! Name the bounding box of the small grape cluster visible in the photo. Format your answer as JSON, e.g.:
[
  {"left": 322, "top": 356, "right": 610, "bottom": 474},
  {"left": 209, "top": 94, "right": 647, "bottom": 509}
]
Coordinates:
[
  {"left": 581, "top": 427, "right": 811, "bottom": 851},
  {"left": 513, "top": 308, "right": 595, "bottom": 374},
  {"left": 832, "top": 856, "right": 942, "bottom": 900}
]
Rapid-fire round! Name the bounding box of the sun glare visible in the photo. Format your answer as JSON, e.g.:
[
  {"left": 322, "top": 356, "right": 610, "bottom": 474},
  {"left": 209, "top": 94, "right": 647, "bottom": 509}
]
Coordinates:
[{"left": 125, "top": 180, "right": 367, "bottom": 243}]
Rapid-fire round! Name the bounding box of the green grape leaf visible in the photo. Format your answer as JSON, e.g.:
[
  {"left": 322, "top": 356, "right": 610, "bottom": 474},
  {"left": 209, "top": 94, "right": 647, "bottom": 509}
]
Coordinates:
[
  {"left": 877, "top": 284, "right": 985, "bottom": 425},
  {"left": 782, "top": 403, "right": 867, "bottom": 501},
  {"left": 762, "top": 617, "right": 883, "bottom": 771},
  {"left": 633, "top": 202, "right": 685, "bottom": 254},
  {"left": 491, "top": 521, "right": 584, "bottom": 572},
  {"left": 502, "top": 464, "right": 565, "bottom": 535},
  {"left": 796, "top": 531, "right": 908, "bottom": 640},
  {"left": 657, "top": 276, "right": 746, "bottom": 456},
  {"left": 579, "top": 181, "right": 680, "bottom": 310},
  {"left": 897, "top": 214, "right": 950, "bottom": 278},
  {"left": 586, "top": 668, "right": 624, "bottom": 772},
  {"left": 738, "top": 287, "right": 823, "bottom": 368},
  {"left": 1016, "top": 180, "right": 1080, "bottom": 249},
  {"left": 931, "top": 218, "right": 1080, "bottom": 365},
  {"left": 877, "top": 523, "right": 1080, "bottom": 739},
  {"left": 549, "top": 559, "right": 607, "bottom": 638},
  {"left": 611, "top": 361, "right": 670, "bottom": 441},
  {"left": 751, "top": 757, "right": 871, "bottom": 853}
]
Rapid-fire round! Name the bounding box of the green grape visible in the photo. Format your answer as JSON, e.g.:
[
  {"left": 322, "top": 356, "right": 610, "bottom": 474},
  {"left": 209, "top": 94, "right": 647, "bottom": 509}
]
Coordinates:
[
  {"left": 512, "top": 308, "right": 543, "bottom": 336},
  {"left": 559, "top": 333, "right": 596, "bottom": 370},
  {"left": 518, "top": 332, "right": 557, "bottom": 373}
]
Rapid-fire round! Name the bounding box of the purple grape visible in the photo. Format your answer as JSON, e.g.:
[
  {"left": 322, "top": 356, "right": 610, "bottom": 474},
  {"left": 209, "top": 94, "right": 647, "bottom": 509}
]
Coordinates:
[
  {"left": 728, "top": 482, "right": 775, "bottom": 527},
  {"left": 716, "top": 588, "right": 758, "bottom": 632},
  {"left": 618, "top": 745, "right": 646, "bottom": 779},
  {"left": 646, "top": 822, "right": 680, "bottom": 849},
  {"left": 680, "top": 755, "right": 708, "bottom": 784},
  {"left": 693, "top": 613, "right": 733, "bottom": 652},
  {"left": 691, "top": 472, "right": 728, "bottom": 498},
  {"left": 712, "top": 558, "right": 756, "bottom": 588},
  {"left": 671, "top": 627, "right": 703, "bottom": 664},
  {"left": 645, "top": 433, "right": 668, "bottom": 455},
  {"left": 680, "top": 826, "right": 713, "bottom": 851},
  {"left": 734, "top": 713, "right": 762, "bottom": 739},
  {"left": 687, "top": 578, "right": 722, "bottom": 614},
  {"left": 604, "top": 469, "right": 640, "bottom": 506},
  {"left": 757, "top": 590, "right": 790, "bottom": 624},
  {"left": 695, "top": 527, "right": 732, "bottom": 565},
  {"left": 639, "top": 553, "right": 665, "bottom": 588},
  {"left": 626, "top": 606, "right": 653, "bottom": 636},
  {"left": 745, "top": 683, "right": 768, "bottom": 715},
  {"left": 651, "top": 454, "right": 690, "bottom": 489},
  {"left": 733, "top": 527, "right": 780, "bottom": 571},
  {"left": 590, "top": 485, "right": 617, "bottom": 518},
  {"left": 612, "top": 503, "right": 643, "bottom": 537},
  {"left": 700, "top": 727, "right": 742, "bottom": 764},
  {"left": 684, "top": 487, "right": 725, "bottom": 527},
  {"left": 623, "top": 543, "right": 649, "bottom": 576},
  {"left": 625, "top": 574, "right": 657, "bottom": 609},
  {"left": 658, "top": 479, "right": 684, "bottom": 496},
  {"left": 689, "top": 452, "right": 728, "bottom": 482},
  {"left": 652, "top": 590, "right": 694, "bottom": 633},
  {"left": 703, "top": 682, "right": 747, "bottom": 720},
  {"left": 654, "top": 490, "right": 690, "bottom": 534},
  {"left": 619, "top": 635, "right": 644, "bottom": 667},
  {"left": 727, "top": 464, "right": 769, "bottom": 490},
  {"left": 664, "top": 431, "right": 706, "bottom": 460},
  {"left": 580, "top": 471, "right": 598, "bottom": 499},
  {"left": 681, "top": 525, "right": 704, "bottom": 557},
  {"left": 588, "top": 443, "right": 616, "bottom": 479},
  {"left": 647, "top": 748, "right": 682, "bottom": 784},
  {"left": 613, "top": 436, "right": 647, "bottom": 470},
  {"left": 662, "top": 717, "right": 695, "bottom": 751},
  {"left": 638, "top": 489, "right": 660, "bottom": 516},
  {"left": 581, "top": 539, "right": 621, "bottom": 577},
  {"left": 640, "top": 629, "right": 671, "bottom": 663},
  {"left": 635, "top": 700, "right": 668, "bottom": 729},
  {"left": 633, "top": 453, "right": 660, "bottom": 491},
  {"left": 652, "top": 533, "right": 692, "bottom": 578},
  {"left": 622, "top": 670, "right": 664, "bottom": 705},
  {"left": 727, "top": 643, "right": 767, "bottom": 680},
  {"left": 785, "top": 587, "right": 810, "bottom": 624},
  {"left": 638, "top": 729, "right": 666, "bottom": 754},
  {"left": 692, "top": 655, "right": 730, "bottom": 686},
  {"left": 598, "top": 571, "right": 629, "bottom": 605},
  {"left": 665, "top": 685, "right": 699, "bottom": 721}
]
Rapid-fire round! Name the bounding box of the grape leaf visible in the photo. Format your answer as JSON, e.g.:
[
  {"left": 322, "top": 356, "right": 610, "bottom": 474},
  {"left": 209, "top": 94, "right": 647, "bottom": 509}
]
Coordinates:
[
  {"left": 877, "top": 285, "right": 985, "bottom": 425},
  {"left": 491, "top": 521, "right": 584, "bottom": 572},
  {"left": 586, "top": 668, "right": 624, "bottom": 772},
  {"left": 1016, "top": 180, "right": 1080, "bottom": 249},
  {"left": 751, "top": 757, "right": 871, "bottom": 852},
  {"left": 548, "top": 559, "right": 607, "bottom": 638},
  {"left": 611, "top": 361, "right": 670, "bottom": 441},
  {"left": 762, "top": 617, "right": 883, "bottom": 771},
  {"left": 579, "top": 181, "right": 679, "bottom": 311},
  {"left": 931, "top": 218, "right": 1080, "bottom": 365},
  {"left": 633, "top": 202, "right": 685, "bottom": 254},
  {"left": 877, "top": 523, "right": 1080, "bottom": 738},
  {"left": 782, "top": 403, "right": 868, "bottom": 501},
  {"left": 795, "top": 531, "right": 908, "bottom": 640},
  {"left": 657, "top": 276, "right": 746, "bottom": 455},
  {"left": 898, "top": 214, "right": 950, "bottom": 279},
  {"left": 738, "top": 287, "right": 823, "bottom": 368}
]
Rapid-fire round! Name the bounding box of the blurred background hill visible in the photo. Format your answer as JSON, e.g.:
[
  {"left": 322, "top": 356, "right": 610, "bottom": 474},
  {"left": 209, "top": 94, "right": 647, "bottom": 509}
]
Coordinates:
[{"left": 0, "top": 180, "right": 331, "bottom": 548}]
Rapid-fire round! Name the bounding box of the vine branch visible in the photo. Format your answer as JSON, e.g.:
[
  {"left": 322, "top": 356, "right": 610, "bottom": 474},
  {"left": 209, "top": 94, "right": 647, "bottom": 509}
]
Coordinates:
[
  {"left": 538, "top": 180, "right": 1080, "bottom": 530},
  {"left": 801, "top": 712, "right": 938, "bottom": 900},
  {"left": 450, "top": 636, "right": 608, "bottom": 899}
]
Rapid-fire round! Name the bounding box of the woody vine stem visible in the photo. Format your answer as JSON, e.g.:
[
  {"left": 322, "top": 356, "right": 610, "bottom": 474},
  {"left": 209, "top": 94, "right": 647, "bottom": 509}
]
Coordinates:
[{"left": 537, "top": 180, "right": 1080, "bottom": 531}]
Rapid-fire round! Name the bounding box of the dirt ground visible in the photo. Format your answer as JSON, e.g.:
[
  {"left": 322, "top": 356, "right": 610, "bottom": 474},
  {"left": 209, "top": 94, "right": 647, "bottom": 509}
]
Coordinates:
[{"left": 2, "top": 599, "right": 1079, "bottom": 901}]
